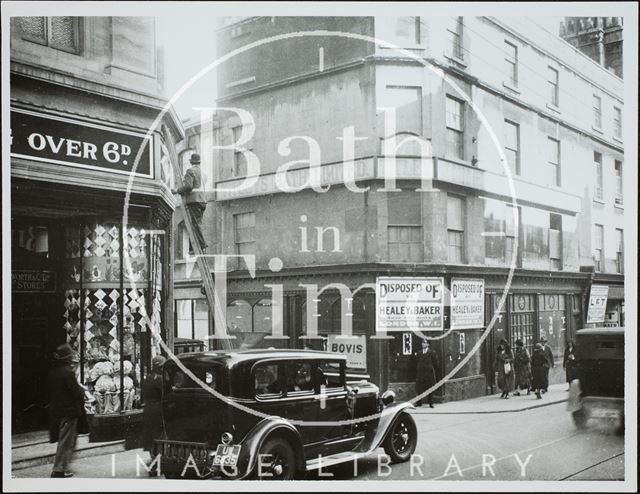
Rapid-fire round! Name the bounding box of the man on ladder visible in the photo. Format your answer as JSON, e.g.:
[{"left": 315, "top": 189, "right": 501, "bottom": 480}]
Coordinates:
[{"left": 171, "top": 153, "right": 207, "bottom": 253}]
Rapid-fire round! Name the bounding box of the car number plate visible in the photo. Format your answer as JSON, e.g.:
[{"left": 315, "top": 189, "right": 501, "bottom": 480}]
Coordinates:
[
  {"left": 590, "top": 408, "right": 621, "bottom": 419},
  {"left": 211, "top": 444, "right": 241, "bottom": 466}
]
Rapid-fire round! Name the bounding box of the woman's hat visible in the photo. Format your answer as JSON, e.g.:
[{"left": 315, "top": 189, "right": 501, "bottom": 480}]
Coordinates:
[
  {"left": 151, "top": 355, "right": 166, "bottom": 371},
  {"left": 534, "top": 343, "right": 543, "bottom": 350},
  {"left": 515, "top": 339, "right": 524, "bottom": 346},
  {"left": 499, "top": 338, "right": 508, "bottom": 345},
  {"left": 189, "top": 153, "right": 201, "bottom": 164},
  {"left": 53, "top": 343, "right": 79, "bottom": 362}
]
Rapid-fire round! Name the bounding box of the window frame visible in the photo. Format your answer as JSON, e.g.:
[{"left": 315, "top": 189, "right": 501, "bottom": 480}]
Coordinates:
[
  {"left": 593, "top": 224, "right": 604, "bottom": 272},
  {"left": 233, "top": 211, "right": 256, "bottom": 257},
  {"left": 504, "top": 119, "right": 520, "bottom": 175},
  {"left": 614, "top": 160, "right": 623, "bottom": 206},
  {"left": 613, "top": 106, "right": 622, "bottom": 139},
  {"left": 446, "top": 16, "right": 464, "bottom": 60},
  {"left": 504, "top": 40, "right": 518, "bottom": 87},
  {"left": 593, "top": 94, "right": 602, "bottom": 129},
  {"left": 546, "top": 137, "right": 561, "bottom": 187},
  {"left": 594, "top": 152, "right": 604, "bottom": 201},
  {"left": 446, "top": 194, "right": 466, "bottom": 263},
  {"left": 615, "top": 229, "right": 624, "bottom": 274},
  {"left": 445, "top": 95, "right": 465, "bottom": 160},
  {"left": 21, "top": 16, "right": 82, "bottom": 55},
  {"left": 548, "top": 66, "right": 559, "bottom": 107}
]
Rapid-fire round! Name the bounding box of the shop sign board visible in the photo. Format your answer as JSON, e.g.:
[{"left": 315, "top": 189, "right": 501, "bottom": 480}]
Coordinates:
[
  {"left": 376, "top": 277, "right": 444, "bottom": 331},
  {"left": 327, "top": 334, "right": 366, "bottom": 370},
  {"left": 450, "top": 278, "right": 485, "bottom": 329},
  {"left": 586, "top": 285, "right": 609, "bottom": 324},
  {"left": 10, "top": 108, "right": 153, "bottom": 178},
  {"left": 12, "top": 270, "right": 56, "bottom": 293}
]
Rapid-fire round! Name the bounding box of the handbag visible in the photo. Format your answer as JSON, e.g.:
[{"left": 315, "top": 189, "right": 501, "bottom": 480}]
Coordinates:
[
  {"left": 77, "top": 412, "right": 91, "bottom": 435},
  {"left": 504, "top": 362, "right": 512, "bottom": 375}
]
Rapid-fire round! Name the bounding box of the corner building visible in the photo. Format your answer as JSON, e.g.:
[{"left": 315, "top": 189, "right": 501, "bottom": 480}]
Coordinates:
[
  {"left": 10, "top": 17, "right": 182, "bottom": 437},
  {"left": 174, "top": 16, "right": 625, "bottom": 402}
]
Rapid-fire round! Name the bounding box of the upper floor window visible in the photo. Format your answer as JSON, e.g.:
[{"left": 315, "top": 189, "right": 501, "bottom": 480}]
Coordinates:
[
  {"left": 593, "top": 95, "right": 602, "bottom": 129},
  {"left": 446, "top": 17, "right": 463, "bottom": 60},
  {"left": 548, "top": 67, "right": 559, "bottom": 107},
  {"left": 232, "top": 125, "right": 249, "bottom": 177},
  {"left": 615, "top": 229, "right": 624, "bottom": 274},
  {"left": 504, "top": 41, "right": 518, "bottom": 87},
  {"left": 387, "top": 191, "right": 422, "bottom": 262},
  {"left": 378, "top": 17, "right": 421, "bottom": 47},
  {"left": 613, "top": 107, "right": 622, "bottom": 139},
  {"left": 234, "top": 212, "right": 255, "bottom": 257},
  {"left": 614, "top": 160, "right": 623, "bottom": 206},
  {"left": 546, "top": 137, "right": 561, "bottom": 187},
  {"left": 447, "top": 194, "right": 466, "bottom": 263},
  {"left": 504, "top": 120, "right": 520, "bottom": 175},
  {"left": 549, "top": 213, "right": 562, "bottom": 270},
  {"left": 593, "top": 224, "right": 604, "bottom": 272},
  {"left": 20, "top": 17, "right": 82, "bottom": 54},
  {"left": 445, "top": 95, "right": 464, "bottom": 160},
  {"left": 594, "top": 152, "right": 603, "bottom": 201},
  {"left": 384, "top": 86, "right": 423, "bottom": 135}
]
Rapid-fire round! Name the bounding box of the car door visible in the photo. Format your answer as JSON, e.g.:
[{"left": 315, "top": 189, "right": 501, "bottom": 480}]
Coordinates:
[{"left": 279, "top": 360, "right": 319, "bottom": 451}]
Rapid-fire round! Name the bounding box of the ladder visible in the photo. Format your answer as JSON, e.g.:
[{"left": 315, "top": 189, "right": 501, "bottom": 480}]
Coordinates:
[{"left": 163, "top": 127, "right": 234, "bottom": 351}]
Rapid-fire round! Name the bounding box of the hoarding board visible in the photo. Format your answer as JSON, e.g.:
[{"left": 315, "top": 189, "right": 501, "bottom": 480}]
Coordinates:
[
  {"left": 376, "top": 277, "right": 444, "bottom": 331},
  {"left": 450, "top": 278, "right": 485, "bottom": 329}
]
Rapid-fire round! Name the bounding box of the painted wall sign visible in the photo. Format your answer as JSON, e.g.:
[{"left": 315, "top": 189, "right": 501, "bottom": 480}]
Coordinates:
[
  {"left": 12, "top": 270, "right": 56, "bottom": 293},
  {"left": 450, "top": 278, "right": 485, "bottom": 329},
  {"left": 10, "top": 108, "right": 153, "bottom": 178},
  {"left": 586, "top": 285, "right": 609, "bottom": 324},
  {"left": 327, "top": 334, "right": 366, "bottom": 370},
  {"left": 376, "top": 277, "right": 444, "bottom": 331}
]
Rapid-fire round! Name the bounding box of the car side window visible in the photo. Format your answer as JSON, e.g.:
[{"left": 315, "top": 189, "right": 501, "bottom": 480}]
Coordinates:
[
  {"left": 285, "top": 362, "right": 314, "bottom": 394},
  {"left": 318, "top": 360, "right": 345, "bottom": 391},
  {"left": 254, "top": 363, "right": 281, "bottom": 397}
]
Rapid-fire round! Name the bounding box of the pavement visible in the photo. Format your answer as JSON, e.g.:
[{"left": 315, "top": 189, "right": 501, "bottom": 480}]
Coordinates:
[{"left": 411, "top": 383, "right": 568, "bottom": 414}]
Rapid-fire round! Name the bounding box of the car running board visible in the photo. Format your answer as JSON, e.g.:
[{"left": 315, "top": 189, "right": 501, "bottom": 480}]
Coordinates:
[{"left": 305, "top": 451, "right": 372, "bottom": 471}]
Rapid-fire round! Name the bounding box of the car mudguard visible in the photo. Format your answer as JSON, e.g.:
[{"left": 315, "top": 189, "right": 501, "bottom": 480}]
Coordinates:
[
  {"left": 232, "top": 416, "right": 305, "bottom": 479},
  {"left": 355, "top": 401, "right": 416, "bottom": 454}
]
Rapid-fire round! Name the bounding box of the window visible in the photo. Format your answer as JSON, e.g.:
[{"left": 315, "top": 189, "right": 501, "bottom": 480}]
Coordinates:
[
  {"left": 505, "top": 205, "right": 519, "bottom": 266},
  {"left": 549, "top": 213, "right": 562, "bottom": 270},
  {"left": 176, "top": 221, "right": 194, "bottom": 259},
  {"left": 175, "top": 299, "right": 194, "bottom": 340},
  {"left": 227, "top": 299, "right": 252, "bottom": 332},
  {"left": 253, "top": 298, "right": 275, "bottom": 333},
  {"left": 384, "top": 86, "right": 423, "bottom": 135},
  {"left": 593, "top": 95, "right": 602, "bottom": 129},
  {"left": 547, "top": 137, "right": 561, "bottom": 186},
  {"left": 504, "top": 120, "right": 520, "bottom": 175},
  {"left": 388, "top": 191, "right": 422, "bottom": 262},
  {"left": 285, "top": 362, "right": 314, "bottom": 394},
  {"left": 445, "top": 96, "right": 464, "bottom": 159},
  {"left": 548, "top": 67, "right": 559, "bottom": 106},
  {"left": 174, "top": 299, "right": 210, "bottom": 348},
  {"left": 254, "top": 363, "right": 281, "bottom": 397},
  {"left": 378, "top": 17, "right": 421, "bottom": 47},
  {"left": 593, "top": 224, "right": 604, "bottom": 272},
  {"left": 447, "top": 195, "right": 465, "bottom": 263},
  {"left": 614, "top": 160, "right": 623, "bottom": 205},
  {"left": 232, "top": 126, "right": 247, "bottom": 176},
  {"left": 615, "top": 229, "right": 624, "bottom": 273},
  {"left": 504, "top": 41, "right": 518, "bottom": 87},
  {"left": 447, "top": 17, "right": 463, "bottom": 60},
  {"left": 21, "top": 17, "right": 81, "bottom": 54},
  {"left": 613, "top": 107, "right": 622, "bottom": 139},
  {"left": 594, "top": 152, "right": 603, "bottom": 200},
  {"left": 234, "top": 212, "right": 255, "bottom": 256}
]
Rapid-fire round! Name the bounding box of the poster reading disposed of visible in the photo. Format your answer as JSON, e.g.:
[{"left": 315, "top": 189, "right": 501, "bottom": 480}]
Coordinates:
[
  {"left": 376, "top": 277, "right": 444, "bottom": 331},
  {"left": 450, "top": 278, "right": 485, "bottom": 329}
]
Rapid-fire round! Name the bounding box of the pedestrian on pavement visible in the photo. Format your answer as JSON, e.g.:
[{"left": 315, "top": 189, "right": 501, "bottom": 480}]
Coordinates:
[
  {"left": 531, "top": 343, "right": 548, "bottom": 399},
  {"left": 171, "top": 153, "right": 207, "bottom": 252},
  {"left": 513, "top": 339, "right": 532, "bottom": 396},
  {"left": 563, "top": 339, "right": 578, "bottom": 391},
  {"left": 48, "top": 343, "right": 85, "bottom": 478},
  {"left": 415, "top": 338, "right": 439, "bottom": 408},
  {"left": 540, "top": 337, "right": 554, "bottom": 393},
  {"left": 494, "top": 338, "right": 515, "bottom": 398},
  {"left": 142, "top": 355, "right": 166, "bottom": 460}
]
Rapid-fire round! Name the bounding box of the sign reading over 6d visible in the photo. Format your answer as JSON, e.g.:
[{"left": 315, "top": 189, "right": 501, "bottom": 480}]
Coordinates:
[
  {"left": 10, "top": 108, "right": 153, "bottom": 178},
  {"left": 376, "top": 277, "right": 444, "bottom": 331}
]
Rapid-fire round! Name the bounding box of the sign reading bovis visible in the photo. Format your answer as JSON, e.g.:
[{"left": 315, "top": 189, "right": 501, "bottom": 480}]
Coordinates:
[
  {"left": 327, "top": 334, "right": 366, "bottom": 370},
  {"left": 376, "top": 277, "right": 444, "bottom": 331},
  {"left": 10, "top": 108, "right": 153, "bottom": 178}
]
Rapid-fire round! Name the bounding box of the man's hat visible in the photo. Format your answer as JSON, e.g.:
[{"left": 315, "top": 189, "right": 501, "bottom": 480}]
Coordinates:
[
  {"left": 540, "top": 337, "right": 548, "bottom": 343},
  {"left": 190, "top": 153, "right": 201, "bottom": 164},
  {"left": 53, "top": 343, "right": 79, "bottom": 362}
]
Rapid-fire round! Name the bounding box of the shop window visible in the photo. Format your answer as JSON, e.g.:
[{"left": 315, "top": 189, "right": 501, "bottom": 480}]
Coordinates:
[
  {"left": 593, "top": 224, "right": 604, "bottom": 272},
  {"left": 21, "top": 17, "right": 82, "bottom": 54},
  {"left": 445, "top": 95, "right": 464, "bottom": 160},
  {"left": 547, "top": 137, "right": 561, "bottom": 187},
  {"left": 446, "top": 17, "right": 463, "bottom": 60},
  {"left": 504, "top": 40, "right": 518, "bottom": 87},
  {"left": 593, "top": 94, "right": 602, "bottom": 129},
  {"left": 383, "top": 86, "right": 423, "bottom": 135},
  {"left": 549, "top": 213, "right": 562, "bottom": 270},
  {"left": 504, "top": 120, "right": 520, "bottom": 176},
  {"left": 227, "top": 299, "right": 252, "bottom": 332},
  {"left": 614, "top": 160, "right": 623, "bottom": 206},
  {"left": 615, "top": 229, "right": 624, "bottom": 274},
  {"left": 12, "top": 223, "right": 49, "bottom": 257},
  {"left": 388, "top": 191, "right": 422, "bottom": 262},
  {"left": 447, "top": 194, "right": 465, "bottom": 263},
  {"left": 253, "top": 298, "right": 274, "bottom": 333},
  {"left": 193, "top": 300, "right": 210, "bottom": 347},
  {"left": 509, "top": 294, "right": 535, "bottom": 355},
  {"left": 548, "top": 66, "right": 559, "bottom": 107},
  {"left": 175, "top": 299, "right": 194, "bottom": 339}
]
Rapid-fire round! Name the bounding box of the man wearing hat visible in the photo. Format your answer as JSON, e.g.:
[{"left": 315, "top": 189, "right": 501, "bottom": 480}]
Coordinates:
[
  {"left": 172, "top": 153, "right": 208, "bottom": 252},
  {"left": 47, "top": 343, "right": 84, "bottom": 478},
  {"left": 540, "top": 336, "right": 554, "bottom": 393}
]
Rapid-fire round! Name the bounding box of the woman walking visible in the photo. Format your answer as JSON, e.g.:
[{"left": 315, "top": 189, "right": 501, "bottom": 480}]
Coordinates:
[
  {"left": 494, "top": 338, "right": 515, "bottom": 398},
  {"left": 513, "top": 339, "right": 532, "bottom": 396},
  {"left": 142, "top": 355, "right": 166, "bottom": 459},
  {"left": 563, "top": 340, "right": 578, "bottom": 390},
  {"left": 531, "top": 343, "right": 548, "bottom": 399}
]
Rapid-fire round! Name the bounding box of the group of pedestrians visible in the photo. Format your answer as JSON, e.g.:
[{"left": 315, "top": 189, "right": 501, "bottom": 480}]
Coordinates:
[{"left": 494, "top": 337, "right": 578, "bottom": 400}]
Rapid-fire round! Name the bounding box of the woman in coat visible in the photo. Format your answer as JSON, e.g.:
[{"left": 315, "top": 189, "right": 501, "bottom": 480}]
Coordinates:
[
  {"left": 531, "top": 343, "right": 548, "bottom": 399},
  {"left": 563, "top": 339, "right": 578, "bottom": 390},
  {"left": 142, "top": 355, "right": 166, "bottom": 458},
  {"left": 513, "top": 339, "right": 532, "bottom": 396},
  {"left": 415, "top": 339, "right": 439, "bottom": 408},
  {"left": 494, "top": 338, "right": 515, "bottom": 398}
]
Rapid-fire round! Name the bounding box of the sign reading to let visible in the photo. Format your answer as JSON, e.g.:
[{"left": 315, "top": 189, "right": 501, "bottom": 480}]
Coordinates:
[
  {"left": 11, "top": 108, "right": 153, "bottom": 178},
  {"left": 450, "top": 279, "right": 485, "bottom": 329},
  {"left": 12, "top": 270, "right": 56, "bottom": 293},
  {"left": 327, "top": 335, "right": 367, "bottom": 370},
  {"left": 376, "top": 277, "right": 444, "bottom": 331},
  {"left": 586, "top": 285, "right": 609, "bottom": 324}
]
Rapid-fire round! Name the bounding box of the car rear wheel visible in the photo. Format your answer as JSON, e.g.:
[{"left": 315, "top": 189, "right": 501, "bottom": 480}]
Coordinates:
[
  {"left": 383, "top": 412, "right": 417, "bottom": 463},
  {"left": 256, "top": 437, "right": 297, "bottom": 480}
]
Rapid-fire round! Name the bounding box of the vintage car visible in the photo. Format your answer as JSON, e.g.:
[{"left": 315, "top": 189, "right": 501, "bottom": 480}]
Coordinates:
[
  {"left": 154, "top": 349, "right": 417, "bottom": 479},
  {"left": 567, "top": 327, "right": 624, "bottom": 431}
]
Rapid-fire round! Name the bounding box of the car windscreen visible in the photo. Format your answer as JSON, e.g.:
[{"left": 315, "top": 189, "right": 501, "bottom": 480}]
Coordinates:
[{"left": 163, "top": 361, "right": 227, "bottom": 395}]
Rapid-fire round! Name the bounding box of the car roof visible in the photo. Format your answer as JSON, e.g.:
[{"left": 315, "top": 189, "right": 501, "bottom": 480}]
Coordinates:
[
  {"left": 576, "top": 327, "right": 625, "bottom": 335},
  {"left": 170, "top": 349, "right": 348, "bottom": 367}
]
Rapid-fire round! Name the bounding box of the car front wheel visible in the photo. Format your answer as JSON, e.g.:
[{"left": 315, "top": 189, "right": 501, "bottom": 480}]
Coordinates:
[
  {"left": 383, "top": 412, "right": 417, "bottom": 463},
  {"left": 255, "top": 437, "right": 297, "bottom": 480}
]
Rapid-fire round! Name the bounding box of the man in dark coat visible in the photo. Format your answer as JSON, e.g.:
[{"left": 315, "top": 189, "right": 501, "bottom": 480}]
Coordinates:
[
  {"left": 415, "top": 339, "right": 439, "bottom": 408},
  {"left": 48, "top": 343, "right": 84, "bottom": 478},
  {"left": 540, "top": 337, "right": 554, "bottom": 393},
  {"left": 172, "top": 153, "right": 207, "bottom": 252},
  {"left": 531, "top": 343, "right": 548, "bottom": 399},
  {"left": 142, "top": 355, "right": 166, "bottom": 459},
  {"left": 563, "top": 339, "right": 578, "bottom": 390}
]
